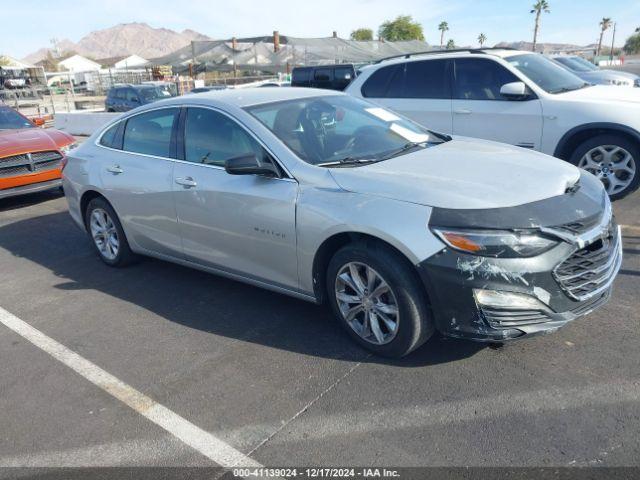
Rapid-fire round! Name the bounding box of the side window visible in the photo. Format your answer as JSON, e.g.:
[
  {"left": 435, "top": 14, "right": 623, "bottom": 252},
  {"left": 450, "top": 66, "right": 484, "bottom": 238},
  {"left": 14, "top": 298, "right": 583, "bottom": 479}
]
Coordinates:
[
  {"left": 361, "top": 64, "right": 401, "bottom": 98},
  {"left": 99, "top": 122, "right": 120, "bottom": 149},
  {"left": 334, "top": 67, "right": 353, "bottom": 82},
  {"left": 403, "top": 60, "right": 450, "bottom": 99},
  {"left": 114, "top": 88, "right": 125, "bottom": 100},
  {"left": 126, "top": 89, "right": 139, "bottom": 102},
  {"left": 292, "top": 68, "right": 311, "bottom": 84},
  {"left": 123, "top": 108, "right": 178, "bottom": 157},
  {"left": 184, "top": 108, "right": 268, "bottom": 167},
  {"left": 314, "top": 68, "right": 333, "bottom": 82},
  {"left": 454, "top": 59, "right": 520, "bottom": 100}
]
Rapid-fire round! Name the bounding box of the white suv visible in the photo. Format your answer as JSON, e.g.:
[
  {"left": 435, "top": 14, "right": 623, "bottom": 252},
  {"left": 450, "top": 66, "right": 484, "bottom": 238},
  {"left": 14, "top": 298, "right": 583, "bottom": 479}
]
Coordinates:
[{"left": 346, "top": 49, "right": 640, "bottom": 199}]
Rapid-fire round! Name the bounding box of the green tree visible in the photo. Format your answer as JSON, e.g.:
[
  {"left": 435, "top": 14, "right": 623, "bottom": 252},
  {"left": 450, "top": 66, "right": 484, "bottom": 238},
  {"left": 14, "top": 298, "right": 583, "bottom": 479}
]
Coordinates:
[
  {"left": 624, "top": 32, "right": 640, "bottom": 54},
  {"left": 0, "top": 56, "right": 11, "bottom": 67},
  {"left": 478, "top": 33, "right": 487, "bottom": 47},
  {"left": 438, "top": 21, "right": 449, "bottom": 48},
  {"left": 530, "top": 0, "right": 550, "bottom": 52},
  {"left": 378, "top": 15, "right": 425, "bottom": 42},
  {"left": 446, "top": 39, "right": 456, "bottom": 50},
  {"left": 350, "top": 28, "right": 374, "bottom": 41},
  {"left": 597, "top": 17, "right": 613, "bottom": 56}
]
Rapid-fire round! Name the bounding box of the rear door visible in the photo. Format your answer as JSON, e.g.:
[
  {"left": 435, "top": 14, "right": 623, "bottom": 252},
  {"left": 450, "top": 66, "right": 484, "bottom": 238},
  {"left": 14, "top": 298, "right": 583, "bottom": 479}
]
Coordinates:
[
  {"left": 451, "top": 58, "right": 543, "bottom": 149},
  {"left": 172, "top": 107, "right": 299, "bottom": 289},
  {"left": 361, "top": 59, "right": 453, "bottom": 134},
  {"left": 98, "top": 107, "right": 182, "bottom": 257}
]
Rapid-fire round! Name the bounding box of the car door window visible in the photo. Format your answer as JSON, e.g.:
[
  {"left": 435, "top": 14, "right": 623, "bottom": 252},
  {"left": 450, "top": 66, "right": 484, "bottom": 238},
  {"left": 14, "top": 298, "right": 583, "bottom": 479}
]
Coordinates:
[
  {"left": 454, "top": 58, "right": 520, "bottom": 101},
  {"left": 402, "top": 60, "right": 450, "bottom": 99},
  {"left": 183, "top": 108, "right": 267, "bottom": 167},
  {"left": 123, "top": 108, "right": 179, "bottom": 157},
  {"left": 126, "top": 89, "right": 139, "bottom": 103},
  {"left": 100, "top": 122, "right": 121, "bottom": 149}
]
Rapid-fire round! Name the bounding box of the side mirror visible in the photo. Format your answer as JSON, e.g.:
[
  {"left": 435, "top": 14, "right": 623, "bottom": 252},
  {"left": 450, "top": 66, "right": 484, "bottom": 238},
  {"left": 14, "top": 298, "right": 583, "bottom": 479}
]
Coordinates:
[
  {"left": 225, "top": 154, "right": 280, "bottom": 178},
  {"left": 130, "top": 96, "right": 140, "bottom": 103},
  {"left": 500, "top": 81, "right": 530, "bottom": 100}
]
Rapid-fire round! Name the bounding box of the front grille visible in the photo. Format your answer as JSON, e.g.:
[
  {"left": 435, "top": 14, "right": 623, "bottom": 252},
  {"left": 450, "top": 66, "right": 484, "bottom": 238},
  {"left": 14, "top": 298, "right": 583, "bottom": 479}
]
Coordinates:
[
  {"left": 553, "top": 223, "right": 621, "bottom": 301},
  {"left": 0, "top": 151, "right": 63, "bottom": 178}
]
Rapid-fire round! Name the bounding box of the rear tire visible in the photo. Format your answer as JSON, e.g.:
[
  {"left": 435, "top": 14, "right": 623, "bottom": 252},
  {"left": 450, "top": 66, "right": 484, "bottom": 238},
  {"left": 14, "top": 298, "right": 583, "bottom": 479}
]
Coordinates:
[
  {"left": 84, "top": 197, "right": 137, "bottom": 267},
  {"left": 569, "top": 133, "right": 640, "bottom": 200},
  {"left": 326, "top": 241, "right": 434, "bottom": 358}
]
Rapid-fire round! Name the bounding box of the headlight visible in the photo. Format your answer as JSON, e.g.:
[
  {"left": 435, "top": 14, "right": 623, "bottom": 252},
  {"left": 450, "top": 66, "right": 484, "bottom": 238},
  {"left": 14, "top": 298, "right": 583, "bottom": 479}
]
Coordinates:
[
  {"left": 431, "top": 228, "right": 558, "bottom": 258},
  {"left": 60, "top": 142, "right": 78, "bottom": 155}
]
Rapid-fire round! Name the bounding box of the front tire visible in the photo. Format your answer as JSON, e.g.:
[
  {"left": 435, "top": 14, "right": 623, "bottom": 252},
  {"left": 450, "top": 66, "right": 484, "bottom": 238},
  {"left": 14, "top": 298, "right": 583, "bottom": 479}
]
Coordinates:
[
  {"left": 569, "top": 134, "right": 640, "bottom": 200},
  {"left": 326, "top": 242, "right": 434, "bottom": 358},
  {"left": 84, "top": 197, "right": 137, "bottom": 267}
]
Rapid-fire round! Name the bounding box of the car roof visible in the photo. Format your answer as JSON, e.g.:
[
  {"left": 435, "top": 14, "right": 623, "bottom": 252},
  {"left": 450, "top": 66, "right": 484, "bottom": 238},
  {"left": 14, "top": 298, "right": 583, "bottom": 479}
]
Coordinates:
[
  {"left": 364, "top": 48, "right": 532, "bottom": 69},
  {"left": 174, "top": 87, "right": 340, "bottom": 108}
]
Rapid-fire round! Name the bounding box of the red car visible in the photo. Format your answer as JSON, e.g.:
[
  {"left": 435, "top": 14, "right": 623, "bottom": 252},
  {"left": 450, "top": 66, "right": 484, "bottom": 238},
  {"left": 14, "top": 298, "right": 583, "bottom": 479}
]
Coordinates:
[{"left": 0, "top": 105, "right": 76, "bottom": 199}]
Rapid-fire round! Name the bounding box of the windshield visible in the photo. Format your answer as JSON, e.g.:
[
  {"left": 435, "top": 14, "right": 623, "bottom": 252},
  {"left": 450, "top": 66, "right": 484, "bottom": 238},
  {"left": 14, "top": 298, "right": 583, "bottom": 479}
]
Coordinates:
[
  {"left": 139, "top": 87, "right": 166, "bottom": 102},
  {"left": 246, "top": 95, "right": 446, "bottom": 166},
  {"left": 506, "top": 54, "right": 589, "bottom": 94},
  {"left": 554, "top": 56, "right": 598, "bottom": 73},
  {"left": 0, "top": 108, "right": 34, "bottom": 130}
]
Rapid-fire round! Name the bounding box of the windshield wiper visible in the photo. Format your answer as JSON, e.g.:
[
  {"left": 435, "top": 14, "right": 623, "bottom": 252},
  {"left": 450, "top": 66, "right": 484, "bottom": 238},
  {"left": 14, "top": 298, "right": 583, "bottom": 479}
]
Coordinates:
[
  {"left": 377, "top": 141, "right": 428, "bottom": 161},
  {"left": 550, "top": 83, "right": 592, "bottom": 94},
  {"left": 317, "top": 157, "right": 379, "bottom": 167}
]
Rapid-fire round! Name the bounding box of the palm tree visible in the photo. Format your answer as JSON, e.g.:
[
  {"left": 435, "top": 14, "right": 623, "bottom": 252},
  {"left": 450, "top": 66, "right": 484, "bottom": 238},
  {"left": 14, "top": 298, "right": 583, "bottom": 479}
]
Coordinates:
[
  {"left": 446, "top": 39, "right": 456, "bottom": 50},
  {"left": 530, "top": 0, "right": 550, "bottom": 52},
  {"left": 438, "top": 22, "right": 449, "bottom": 48},
  {"left": 597, "top": 17, "right": 613, "bottom": 56},
  {"left": 478, "top": 33, "right": 487, "bottom": 47}
]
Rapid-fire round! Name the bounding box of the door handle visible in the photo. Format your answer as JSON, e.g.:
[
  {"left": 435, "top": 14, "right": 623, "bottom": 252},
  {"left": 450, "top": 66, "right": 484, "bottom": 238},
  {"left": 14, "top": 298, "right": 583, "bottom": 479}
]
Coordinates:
[
  {"left": 454, "top": 109, "right": 472, "bottom": 115},
  {"left": 106, "top": 165, "right": 123, "bottom": 174},
  {"left": 175, "top": 177, "right": 197, "bottom": 188}
]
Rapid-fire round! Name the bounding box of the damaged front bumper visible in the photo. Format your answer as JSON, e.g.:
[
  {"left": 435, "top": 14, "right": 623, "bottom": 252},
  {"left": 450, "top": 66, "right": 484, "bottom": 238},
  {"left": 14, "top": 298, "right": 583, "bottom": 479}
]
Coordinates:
[{"left": 419, "top": 174, "right": 622, "bottom": 342}]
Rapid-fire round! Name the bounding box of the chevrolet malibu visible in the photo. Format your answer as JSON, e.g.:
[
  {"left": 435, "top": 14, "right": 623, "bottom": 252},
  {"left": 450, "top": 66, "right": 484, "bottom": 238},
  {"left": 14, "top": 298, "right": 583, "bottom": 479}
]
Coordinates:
[{"left": 62, "top": 89, "right": 622, "bottom": 357}]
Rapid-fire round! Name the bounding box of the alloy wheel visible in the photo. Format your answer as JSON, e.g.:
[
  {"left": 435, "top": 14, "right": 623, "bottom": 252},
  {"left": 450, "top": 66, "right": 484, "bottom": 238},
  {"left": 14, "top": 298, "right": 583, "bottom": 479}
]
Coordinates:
[
  {"left": 334, "top": 262, "right": 399, "bottom": 345},
  {"left": 578, "top": 144, "right": 636, "bottom": 196},
  {"left": 89, "top": 208, "right": 120, "bottom": 261}
]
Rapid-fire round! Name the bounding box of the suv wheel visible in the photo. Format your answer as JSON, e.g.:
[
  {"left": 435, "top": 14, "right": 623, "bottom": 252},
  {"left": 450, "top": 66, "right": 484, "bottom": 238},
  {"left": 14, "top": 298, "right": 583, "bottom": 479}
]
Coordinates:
[
  {"left": 569, "top": 134, "right": 640, "bottom": 200},
  {"left": 85, "top": 197, "right": 137, "bottom": 267},
  {"left": 326, "top": 242, "right": 434, "bottom": 357}
]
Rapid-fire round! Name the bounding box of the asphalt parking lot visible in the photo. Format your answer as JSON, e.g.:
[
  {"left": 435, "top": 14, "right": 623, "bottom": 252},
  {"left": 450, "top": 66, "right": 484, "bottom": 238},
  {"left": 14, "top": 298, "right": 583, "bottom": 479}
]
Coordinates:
[{"left": 0, "top": 187, "right": 639, "bottom": 471}]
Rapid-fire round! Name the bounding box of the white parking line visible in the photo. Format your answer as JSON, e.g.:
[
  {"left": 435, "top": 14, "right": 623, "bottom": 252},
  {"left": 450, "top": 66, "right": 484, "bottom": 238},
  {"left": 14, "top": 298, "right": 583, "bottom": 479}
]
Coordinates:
[{"left": 0, "top": 306, "right": 262, "bottom": 469}]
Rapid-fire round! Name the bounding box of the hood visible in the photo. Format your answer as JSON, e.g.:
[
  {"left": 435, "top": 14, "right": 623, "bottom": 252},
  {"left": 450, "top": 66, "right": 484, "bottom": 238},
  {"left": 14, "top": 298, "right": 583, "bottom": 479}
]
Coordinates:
[
  {"left": 0, "top": 128, "right": 74, "bottom": 158},
  {"left": 578, "top": 70, "right": 639, "bottom": 84},
  {"left": 328, "top": 138, "right": 581, "bottom": 209},
  {"left": 558, "top": 84, "right": 640, "bottom": 104}
]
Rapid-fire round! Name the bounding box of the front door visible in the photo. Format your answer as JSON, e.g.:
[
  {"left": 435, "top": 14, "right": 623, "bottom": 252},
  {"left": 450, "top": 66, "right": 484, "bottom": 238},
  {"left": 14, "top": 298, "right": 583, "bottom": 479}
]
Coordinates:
[
  {"left": 172, "top": 107, "right": 299, "bottom": 290},
  {"left": 451, "top": 58, "right": 543, "bottom": 150}
]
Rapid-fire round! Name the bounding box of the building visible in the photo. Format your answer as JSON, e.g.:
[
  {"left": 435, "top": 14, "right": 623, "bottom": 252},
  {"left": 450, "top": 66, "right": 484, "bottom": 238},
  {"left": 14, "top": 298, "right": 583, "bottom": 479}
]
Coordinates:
[
  {"left": 57, "top": 54, "right": 101, "bottom": 73},
  {"left": 98, "top": 54, "right": 149, "bottom": 70}
]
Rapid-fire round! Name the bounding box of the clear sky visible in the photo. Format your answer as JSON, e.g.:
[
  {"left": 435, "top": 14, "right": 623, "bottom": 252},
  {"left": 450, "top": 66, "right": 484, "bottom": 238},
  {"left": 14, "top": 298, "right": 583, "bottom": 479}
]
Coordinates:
[{"left": 4, "top": 0, "right": 640, "bottom": 59}]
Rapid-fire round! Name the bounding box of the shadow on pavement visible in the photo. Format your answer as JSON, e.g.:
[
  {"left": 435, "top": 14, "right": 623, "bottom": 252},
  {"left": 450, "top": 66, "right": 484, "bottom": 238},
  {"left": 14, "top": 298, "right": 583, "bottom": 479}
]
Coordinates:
[
  {"left": 0, "top": 211, "right": 487, "bottom": 367},
  {"left": 0, "top": 189, "right": 65, "bottom": 212}
]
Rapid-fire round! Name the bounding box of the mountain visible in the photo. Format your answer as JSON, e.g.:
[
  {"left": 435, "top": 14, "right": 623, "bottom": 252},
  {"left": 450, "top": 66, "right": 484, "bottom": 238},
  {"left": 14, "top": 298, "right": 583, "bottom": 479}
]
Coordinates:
[{"left": 22, "top": 23, "right": 211, "bottom": 64}]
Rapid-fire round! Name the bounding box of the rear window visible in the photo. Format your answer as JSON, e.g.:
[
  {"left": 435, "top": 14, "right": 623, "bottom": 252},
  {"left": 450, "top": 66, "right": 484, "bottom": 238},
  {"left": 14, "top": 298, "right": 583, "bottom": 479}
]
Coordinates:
[
  {"left": 361, "top": 64, "right": 401, "bottom": 98},
  {"left": 362, "top": 60, "right": 450, "bottom": 99},
  {"left": 99, "top": 123, "right": 120, "bottom": 149},
  {"left": 314, "top": 68, "right": 333, "bottom": 82},
  {"left": 292, "top": 68, "right": 312, "bottom": 83},
  {"left": 122, "top": 108, "right": 179, "bottom": 157}
]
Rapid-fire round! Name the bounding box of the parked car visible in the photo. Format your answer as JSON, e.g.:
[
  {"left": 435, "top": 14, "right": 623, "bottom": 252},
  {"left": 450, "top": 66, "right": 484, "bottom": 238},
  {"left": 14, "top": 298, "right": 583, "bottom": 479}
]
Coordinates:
[
  {"left": 105, "top": 84, "right": 169, "bottom": 112},
  {"left": 292, "top": 65, "right": 356, "bottom": 91},
  {"left": 63, "top": 89, "right": 620, "bottom": 357},
  {"left": 0, "top": 105, "right": 76, "bottom": 199},
  {"left": 346, "top": 49, "right": 640, "bottom": 199},
  {"left": 142, "top": 81, "right": 178, "bottom": 97},
  {"left": 549, "top": 55, "right": 640, "bottom": 88}
]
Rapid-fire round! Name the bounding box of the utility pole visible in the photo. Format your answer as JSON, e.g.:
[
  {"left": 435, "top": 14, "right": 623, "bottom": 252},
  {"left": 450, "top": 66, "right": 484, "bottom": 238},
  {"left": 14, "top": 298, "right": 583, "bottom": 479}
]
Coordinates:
[{"left": 610, "top": 22, "right": 617, "bottom": 62}]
